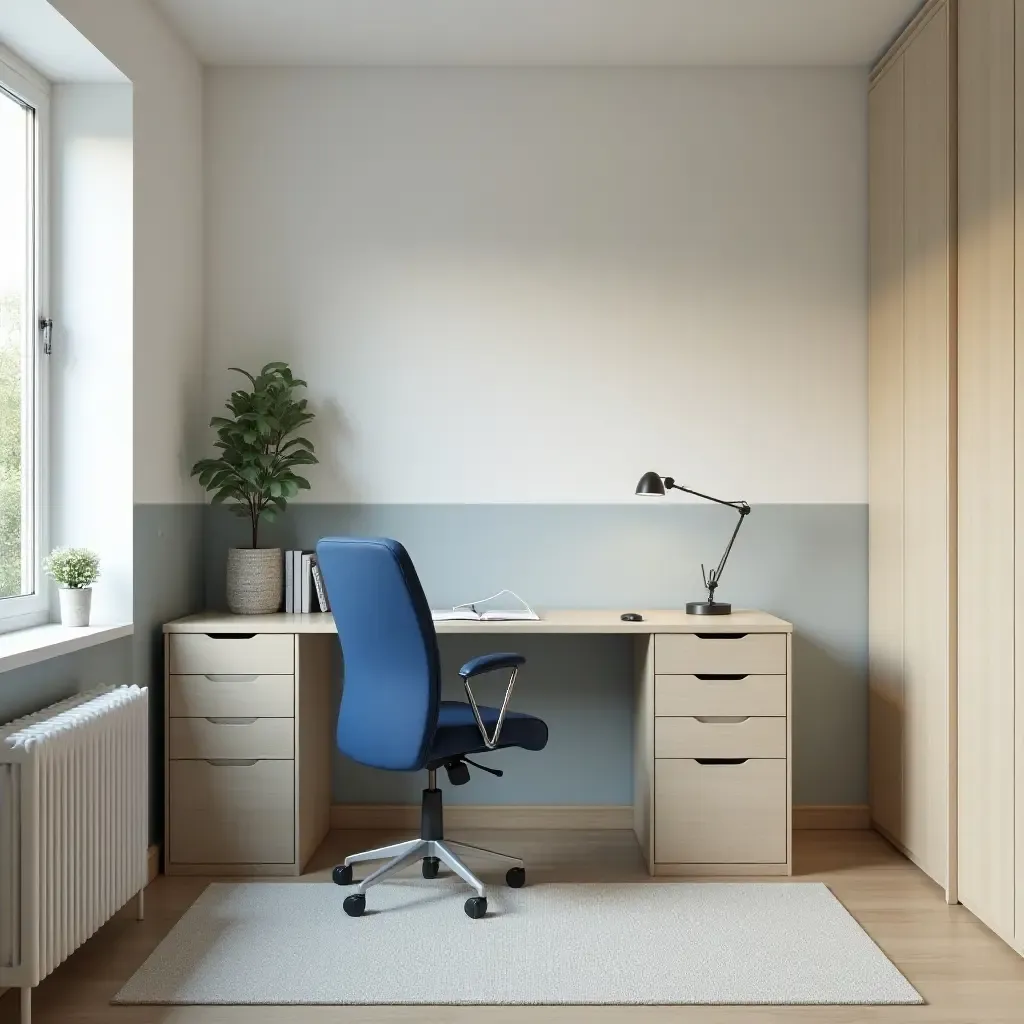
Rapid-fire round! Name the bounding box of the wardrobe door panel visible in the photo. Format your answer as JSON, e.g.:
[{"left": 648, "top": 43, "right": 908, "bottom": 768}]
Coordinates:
[
  {"left": 868, "top": 58, "right": 906, "bottom": 843},
  {"left": 903, "top": 4, "right": 953, "bottom": 890},
  {"left": 958, "top": 0, "right": 1016, "bottom": 944},
  {"left": 1016, "top": 0, "right": 1024, "bottom": 954}
]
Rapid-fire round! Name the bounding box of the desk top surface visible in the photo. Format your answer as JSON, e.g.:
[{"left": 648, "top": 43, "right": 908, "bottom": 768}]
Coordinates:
[{"left": 164, "top": 609, "right": 792, "bottom": 634}]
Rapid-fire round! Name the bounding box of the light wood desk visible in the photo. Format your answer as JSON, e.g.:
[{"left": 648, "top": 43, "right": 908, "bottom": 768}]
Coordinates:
[{"left": 163, "top": 609, "right": 793, "bottom": 878}]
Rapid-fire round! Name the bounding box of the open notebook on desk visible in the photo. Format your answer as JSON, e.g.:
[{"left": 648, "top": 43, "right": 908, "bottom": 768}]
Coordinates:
[{"left": 431, "top": 590, "right": 540, "bottom": 622}]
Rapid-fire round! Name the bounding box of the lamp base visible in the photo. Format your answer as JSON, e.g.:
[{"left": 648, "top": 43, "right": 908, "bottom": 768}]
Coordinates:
[{"left": 686, "top": 601, "right": 732, "bottom": 616}]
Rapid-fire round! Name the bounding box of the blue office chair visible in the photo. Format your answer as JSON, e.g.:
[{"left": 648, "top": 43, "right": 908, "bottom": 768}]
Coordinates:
[{"left": 315, "top": 536, "right": 549, "bottom": 919}]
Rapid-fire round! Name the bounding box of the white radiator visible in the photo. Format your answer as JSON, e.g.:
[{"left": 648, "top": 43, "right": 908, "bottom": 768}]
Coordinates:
[{"left": 0, "top": 685, "right": 148, "bottom": 1023}]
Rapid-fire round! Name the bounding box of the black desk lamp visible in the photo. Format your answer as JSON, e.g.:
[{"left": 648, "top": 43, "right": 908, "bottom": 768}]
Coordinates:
[{"left": 635, "top": 471, "right": 750, "bottom": 615}]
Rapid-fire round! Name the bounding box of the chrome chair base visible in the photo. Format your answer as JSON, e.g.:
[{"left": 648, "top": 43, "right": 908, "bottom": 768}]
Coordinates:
[
  {"left": 334, "top": 770, "right": 527, "bottom": 918},
  {"left": 341, "top": 836, "right": 523, "bottom": 899}
]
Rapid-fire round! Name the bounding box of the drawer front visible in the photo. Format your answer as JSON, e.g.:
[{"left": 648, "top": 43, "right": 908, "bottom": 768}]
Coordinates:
[
  {"left": 168, "top": 759, "right": 295, "bottom": 864},
  {"left": 655, "top": 758, "right": 787, "bottom": 864},
  {"left": 655, "top": 716, "right": 786, "bottom": 759},
  {"left": 655, "top": 633, "right": 786, "bottom": 676},
  {"left": 168, "top": 716, "right": 294, "bottom": 760},
  {"left": 168, "top": 633, "right": 294, "bottom": 675},
  {"left": 169, "top": 674, "right": 295, "bottom": 718},
  {"left": 655, "top": 674, "right": 786, "bottom": 717}
]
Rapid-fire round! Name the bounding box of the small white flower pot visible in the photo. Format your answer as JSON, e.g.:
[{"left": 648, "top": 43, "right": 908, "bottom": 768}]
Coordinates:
[
  {"left": 58, "top": 587, "right": 92, "bottom": 627},
  {"left": 226, "top": 548, "right": 283, "bottom": 614}
]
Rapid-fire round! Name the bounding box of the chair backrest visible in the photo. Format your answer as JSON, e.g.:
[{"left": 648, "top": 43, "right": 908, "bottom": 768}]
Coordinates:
[{"left": 315, "top": 537, "right": 441, "bottom": 771}]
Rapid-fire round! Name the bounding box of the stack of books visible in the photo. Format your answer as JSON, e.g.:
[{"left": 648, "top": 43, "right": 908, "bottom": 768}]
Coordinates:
[{"left": 284, "top": 550, "right": 330, "bottom": 613}]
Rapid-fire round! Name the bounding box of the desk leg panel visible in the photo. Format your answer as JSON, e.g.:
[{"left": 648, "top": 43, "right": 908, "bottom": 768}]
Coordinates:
[
  {"left": 297, "top": 634, "right": 334, "bottom": 872},
  {"left": 633, "top": 634, "right": 655, "bottom": 872},
  {"left": 787, "top": 631, "right": 793, "bottom": 874}
]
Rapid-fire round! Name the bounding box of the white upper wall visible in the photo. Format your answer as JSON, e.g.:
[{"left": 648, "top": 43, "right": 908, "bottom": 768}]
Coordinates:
[
  {"left": 204, "top": 67, "right": 867, "bottom": 504},
  {"left": 48, "top": 0, "right": 203, "bottom": 505},
  {"left": 51, "top": 83, "right": 133, "bottom": 623}
]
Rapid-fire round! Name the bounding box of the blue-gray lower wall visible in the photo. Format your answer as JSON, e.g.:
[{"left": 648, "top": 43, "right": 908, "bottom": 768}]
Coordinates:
[
  {"left": 206, "top": 503, "right": 867, "bottom": 807},
  {"left": 0, "top": 505, "right": 204, "bottom": 847},
  {"left": 0, "top": 502, "right": 203, "bottom": 849},
  {"left": 134, "top": 503, "right": 204, "bottom": 840},
  {"left": 335, "top": 633, "right": 634, "bottom": 805},
  {"left": 0, "top": 637, "right": 133, "bottom": 726}
]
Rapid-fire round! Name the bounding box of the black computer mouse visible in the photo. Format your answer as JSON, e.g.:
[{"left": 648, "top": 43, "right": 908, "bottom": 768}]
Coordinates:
[{"left": 620, "top": 612, "right": 644, "bottom": 622}]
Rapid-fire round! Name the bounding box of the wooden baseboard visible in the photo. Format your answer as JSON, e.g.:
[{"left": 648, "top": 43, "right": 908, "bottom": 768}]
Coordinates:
[
  {"left": 793, "top": 805, "right": 871, "bottom": 830},
  {"left": 333, "top": 804, "right": 870, "bottom": 832},
  {"left": 147, "top": 843, "right": 160, "bottom": 884},
  {"left": 331, "top": 804, "right": 634, "bottom": 831},
  {"left": 653, "top": 862, "right": 792, "bottom": 877},
  {"left": 166, "top": 862, "right": 300, "bottom": 877}
]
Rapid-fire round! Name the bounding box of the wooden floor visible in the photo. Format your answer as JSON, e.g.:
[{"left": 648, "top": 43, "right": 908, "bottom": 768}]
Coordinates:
[{"left": 3, "top": 828, "right": 1024, "bottom": 1023}]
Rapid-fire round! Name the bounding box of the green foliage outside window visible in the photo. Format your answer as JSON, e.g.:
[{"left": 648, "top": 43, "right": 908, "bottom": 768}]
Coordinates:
[{"left": 0, "top": 292, "right": 22, "bottom": 599}]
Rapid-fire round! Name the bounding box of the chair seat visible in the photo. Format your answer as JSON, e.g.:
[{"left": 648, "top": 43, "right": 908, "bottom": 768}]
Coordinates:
[{"left": 427, "top": 700, "right": 548, "bottom": 763}]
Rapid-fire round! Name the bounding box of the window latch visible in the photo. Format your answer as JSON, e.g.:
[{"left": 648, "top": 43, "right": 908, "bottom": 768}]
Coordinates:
[{"left": 39, "top": 317, "right": 52, "bottom": 356}]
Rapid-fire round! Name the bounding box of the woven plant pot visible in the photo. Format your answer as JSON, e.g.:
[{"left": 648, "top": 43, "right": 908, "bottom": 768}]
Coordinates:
[{"left": 226, "top": 548, "right": 282, "bottom": 614}]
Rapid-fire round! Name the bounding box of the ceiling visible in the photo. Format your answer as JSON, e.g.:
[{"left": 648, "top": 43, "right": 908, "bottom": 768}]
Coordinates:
[{"left": 154, "top": 0, "right": 923, "bottom": 68}]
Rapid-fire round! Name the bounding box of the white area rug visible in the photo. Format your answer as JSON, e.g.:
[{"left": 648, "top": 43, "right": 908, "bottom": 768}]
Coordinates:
[{"left": 115, "top": 880, "right": 922, "bottom": 1005}]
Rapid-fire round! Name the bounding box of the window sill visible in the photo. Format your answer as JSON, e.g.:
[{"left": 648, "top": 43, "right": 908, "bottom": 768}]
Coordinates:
[{"left": 0, "top": 623, "right": 133, "bottom": 675}]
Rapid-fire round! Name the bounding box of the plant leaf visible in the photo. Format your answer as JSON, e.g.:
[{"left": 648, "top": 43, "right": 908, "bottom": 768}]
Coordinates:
[{"left": 193, "top": 360, "right": 317, "bottom": 503}]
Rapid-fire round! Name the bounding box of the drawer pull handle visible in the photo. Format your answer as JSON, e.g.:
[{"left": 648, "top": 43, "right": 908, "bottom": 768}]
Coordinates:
[
  {"left": 203, "top": 674, "right": 259, "bottom": 683},
  {"left": 694, "top": 716, "right": 750, "bottom": 724},
  {"left": 204, "top": 717, "right": 259, "bottom": 726},
  {"left": 205, "top": 758, "right": 259, "bottom": 767},
  {"left": 695, "top": 674, "right": 748, "bottom": 681},
  {"left": 205, "top": 633, "right": 258, "bottom": 640},
  {"left": 695, "top": 758, "right": 749, "bottom": 765},
  {"left": 695, "top": 633, "right": 747, "bottom": 640}
]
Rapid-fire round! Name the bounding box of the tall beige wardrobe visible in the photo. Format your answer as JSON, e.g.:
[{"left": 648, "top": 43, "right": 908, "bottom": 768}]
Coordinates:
[
  {"left": 868, "top": 0, "right": 956, "bottom": 901},
  {"left": 870, "top": 0, "right": 1024, "bottom": 957},
  {"left": 956, "top": 0, "right": 1024, "bottom": 957}
]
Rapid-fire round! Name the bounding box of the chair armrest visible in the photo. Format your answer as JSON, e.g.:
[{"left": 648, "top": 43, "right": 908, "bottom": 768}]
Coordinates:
[
  {"left": 459, "top": 652, "right": 526, "bottom": 679},
  {"left": 458, "top": 652, "right": 526, "bottom": 750}
]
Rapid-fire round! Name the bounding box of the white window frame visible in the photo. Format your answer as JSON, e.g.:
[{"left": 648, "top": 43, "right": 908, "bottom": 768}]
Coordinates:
[{"left": 0, "top": 46, "right": 49, "bottom": 633}]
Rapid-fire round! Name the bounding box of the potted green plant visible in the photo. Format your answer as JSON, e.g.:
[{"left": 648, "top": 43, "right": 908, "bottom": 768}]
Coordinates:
[
  {"left": 192, "top": 362, "right": 318, "bottom": 614},
  {"left": 44, "top": 547, "right": 100, "bottom": 626}
]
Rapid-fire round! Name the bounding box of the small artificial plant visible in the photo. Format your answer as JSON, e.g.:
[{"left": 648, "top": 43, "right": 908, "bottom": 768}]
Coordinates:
[
  {"left": 44, "top": 547, "right": 100, "bottom": 589},
  {"left": 191, "top": 362, "right": 318, "bottom": 548}
]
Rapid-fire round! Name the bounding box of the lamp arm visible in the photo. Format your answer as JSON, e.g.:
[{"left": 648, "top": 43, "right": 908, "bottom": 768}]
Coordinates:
[
  {"left": 705, "top": 502, "right": 751, "bottom": 597},
  {"left": 665, "top": 480, "right": 747, "bottom": 512},
  {"left": 644, "top": 474, "right": 750, "bottom": 609}
]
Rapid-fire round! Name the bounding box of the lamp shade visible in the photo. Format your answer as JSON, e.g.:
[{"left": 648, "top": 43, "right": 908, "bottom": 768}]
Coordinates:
[{"left": 635, "top": 471, "right": 666, "bottom": 496}]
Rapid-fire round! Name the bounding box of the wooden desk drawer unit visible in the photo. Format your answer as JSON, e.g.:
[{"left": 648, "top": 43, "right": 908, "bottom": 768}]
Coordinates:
[
  {"left": 655, "top": 633, "right": 786, "bottom": 676},
  {"left": 164, "top": 630, "right": 334, "bottom": 877},
  {"left": 654, "top": 716, "right": 786, "bottom": 759},
  {"left": 169, "top": 674, "right": 295, "bottom": 718},
  {"left": 168, "top": 759, "right": 295, "bottom": 865},
  {"left": 636, "top": 627, "right": 791, "bottom": 877},
  {"left": 655, "top": 674, "right": 786, "bottom": 717},
  {"left": 168, "top": 716, "right": 295, "bottom": 760},
  {"left": 654, "top": 758, "right": 787, "bottom": 865},
  {"left": 169, "top": 633, "right": 294, "bottom": 675}
]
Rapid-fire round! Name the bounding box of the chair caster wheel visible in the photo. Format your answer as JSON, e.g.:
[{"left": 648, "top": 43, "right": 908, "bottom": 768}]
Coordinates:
[
  {"left": 422, "top": 856, "right": 440, "bottom": 879},
  {"left": 506, "top": 866, "right": 526, "bottom": 888},
  {"left": 343, "top": 893, "right": 366, "bottom": 917},
  {"left": 333, "top": 864, "right": 353, "bottom": 886},
  {"left": 464, "top": 896, "right": 488, "bottom": 919}
]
